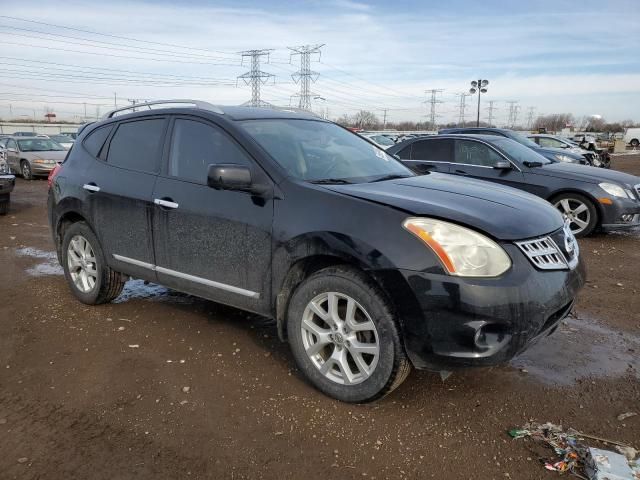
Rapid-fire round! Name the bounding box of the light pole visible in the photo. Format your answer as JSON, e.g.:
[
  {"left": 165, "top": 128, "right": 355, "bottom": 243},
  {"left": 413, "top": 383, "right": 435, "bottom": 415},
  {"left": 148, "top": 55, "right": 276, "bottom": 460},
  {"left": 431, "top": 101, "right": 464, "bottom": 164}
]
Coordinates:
[{"left": 470, "top": 79, "right": 489, "bottom": 127}]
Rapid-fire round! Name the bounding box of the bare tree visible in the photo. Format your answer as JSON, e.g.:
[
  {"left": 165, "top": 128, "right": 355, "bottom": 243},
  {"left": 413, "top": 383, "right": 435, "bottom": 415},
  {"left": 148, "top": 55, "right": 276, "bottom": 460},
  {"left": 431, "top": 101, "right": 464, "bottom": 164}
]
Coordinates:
[{"left": 352, "top": 110, "right": 380, "bottom": 129}]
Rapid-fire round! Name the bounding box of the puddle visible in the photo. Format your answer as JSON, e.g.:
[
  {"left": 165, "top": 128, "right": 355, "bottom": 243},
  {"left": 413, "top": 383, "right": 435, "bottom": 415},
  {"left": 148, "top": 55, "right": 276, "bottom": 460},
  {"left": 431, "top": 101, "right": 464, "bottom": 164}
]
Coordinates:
[
  {"left": 15, "top": 247, "right": 63, "bottom": 276},
  {"left": 113, "top": 279, "right": 193, "bottom": 304},
  {"left": 511, "top": 315, "right": 639, "bottom": 385}
]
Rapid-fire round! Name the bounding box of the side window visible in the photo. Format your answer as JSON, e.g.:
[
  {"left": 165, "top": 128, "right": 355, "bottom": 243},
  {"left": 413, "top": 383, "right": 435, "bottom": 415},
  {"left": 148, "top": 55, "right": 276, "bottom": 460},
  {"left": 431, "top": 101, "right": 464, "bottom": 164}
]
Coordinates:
[
  {"left": 107, "top": 119, "right": 165, "bottom": 173},
  {"left": 168, "top": 118, "right": 252, "bottom": 183},
  {"left": 411, "top": 139, "right": 453, "bottom": 162},
  {"left": 396, "top": 145, "right": 412, "bottom": 160},
  {"left": 454, "top": 140, "right": 504, "bottom": 167},
  {"left": 7, "top": 139, "right": 17, "bottom": 150},
  {"left": 538, "top": 137, "right": 563, "bottom": 148},
  {"left": 83, "top": 125, "right": 114, "bottom": 158}
]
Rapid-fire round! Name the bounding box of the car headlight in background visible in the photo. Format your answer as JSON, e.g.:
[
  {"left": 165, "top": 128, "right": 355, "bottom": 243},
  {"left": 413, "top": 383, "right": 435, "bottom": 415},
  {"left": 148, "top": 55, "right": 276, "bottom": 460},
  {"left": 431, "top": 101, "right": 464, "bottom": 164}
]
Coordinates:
[
  {"left": 599, "top": 182, "right": 633, "bottom": 199},
  {"left": 554, "top": 154, "right": 574, "bottom": 163},
  {"left": 403, "top": 218, "right": 511, "bottom": 277}
]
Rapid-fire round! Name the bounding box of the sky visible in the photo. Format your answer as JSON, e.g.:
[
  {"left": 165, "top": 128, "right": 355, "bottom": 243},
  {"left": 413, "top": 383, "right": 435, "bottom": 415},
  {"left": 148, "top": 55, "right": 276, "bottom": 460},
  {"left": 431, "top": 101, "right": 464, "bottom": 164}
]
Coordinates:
[{"left": 0, "top": 0, "right": 639, "bottom": 125}]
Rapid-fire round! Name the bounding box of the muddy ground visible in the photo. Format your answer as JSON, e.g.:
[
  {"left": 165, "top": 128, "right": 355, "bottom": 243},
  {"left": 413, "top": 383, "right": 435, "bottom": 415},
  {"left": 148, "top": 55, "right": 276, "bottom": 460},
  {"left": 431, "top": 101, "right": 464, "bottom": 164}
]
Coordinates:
[{"left": 1, "top": 156, "right": 639, "bottom": 479}]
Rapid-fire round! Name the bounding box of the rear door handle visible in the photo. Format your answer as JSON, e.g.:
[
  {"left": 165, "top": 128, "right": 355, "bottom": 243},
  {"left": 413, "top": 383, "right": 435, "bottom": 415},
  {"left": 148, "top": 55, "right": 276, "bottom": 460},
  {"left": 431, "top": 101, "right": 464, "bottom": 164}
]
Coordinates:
[
  {"left": 83, "top": 183, "right": 100, "bottom": 192},
  {"left": 154, "top": 198, "right": 179, "bottom": 209}
]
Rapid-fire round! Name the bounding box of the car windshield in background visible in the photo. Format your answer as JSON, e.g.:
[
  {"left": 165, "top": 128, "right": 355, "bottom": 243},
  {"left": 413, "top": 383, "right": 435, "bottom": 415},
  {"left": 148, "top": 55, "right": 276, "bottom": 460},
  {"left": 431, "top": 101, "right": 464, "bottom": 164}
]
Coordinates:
[
  {"left": 510, "top": 131, "right": 542, "bottom": 149},
  {"left": 17, "top": 139, "right": 66, "bottom": 152},
  {"left": 50, "top": 135, "right": 72, "bottom": 143},
  {"left": 370, "top": 135, "right": 395, "bottom": 146},
  {"left": 491, "top": 138, "right": 551, "bottom": 165},
  {"left": 240, "top": 119, "right": 413, "bottom": 183}
]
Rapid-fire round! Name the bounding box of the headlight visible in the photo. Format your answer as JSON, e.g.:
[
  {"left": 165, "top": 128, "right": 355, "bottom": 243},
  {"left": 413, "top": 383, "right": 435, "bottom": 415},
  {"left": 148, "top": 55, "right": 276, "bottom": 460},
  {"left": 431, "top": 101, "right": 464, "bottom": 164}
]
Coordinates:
[
  {"left": 554, "top": 154, "right": 574, "bottom": 163},
  {"left": 599, "top": 182, "right": 630, "bottom": 199},
  {"left": 33, "top": 158, "right": 45, "bottom": 164},
  {"left": 0, "top": 160, "right": 7, "bottom": 174},
  {"left": 402, "top": 218, "right": 511, "bottom": 277}
]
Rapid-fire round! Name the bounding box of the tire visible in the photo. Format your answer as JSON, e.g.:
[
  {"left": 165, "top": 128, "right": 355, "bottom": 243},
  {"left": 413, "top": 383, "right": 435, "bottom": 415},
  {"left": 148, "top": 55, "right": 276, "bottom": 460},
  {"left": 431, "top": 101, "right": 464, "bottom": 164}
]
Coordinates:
[
  {"left": 20, "top": 160, "right": 33, "bottom": 180},
  {"left": 631, "top": 139, "right": 639, "bottom": 148},
  {"left": 287, "top": 266, "right": 411, "bottom": 403},
  {"left": 0, "top": 200, "right": 8, "bottom": 215},
  {"left": 61, "top": 221, "right": 126, "bottom": 304},
  {"left": 553, "top": 193, "right": 598, "bottom": 238}
]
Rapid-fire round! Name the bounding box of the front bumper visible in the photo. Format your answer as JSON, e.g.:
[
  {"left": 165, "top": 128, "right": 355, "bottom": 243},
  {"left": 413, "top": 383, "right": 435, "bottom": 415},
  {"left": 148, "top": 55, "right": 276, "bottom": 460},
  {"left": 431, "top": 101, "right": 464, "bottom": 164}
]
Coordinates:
[
  {"left": 0, "top": 174, "right": 15, "bottom": 195},
  {"left": 31, "top": 163, "right": 57, "bottom": 175},
  {"left": 599, "top": 197, "right": 640, "bottom": 230},
  {"left": 397, "top": 243, "right": 586, "bottom": 370}
]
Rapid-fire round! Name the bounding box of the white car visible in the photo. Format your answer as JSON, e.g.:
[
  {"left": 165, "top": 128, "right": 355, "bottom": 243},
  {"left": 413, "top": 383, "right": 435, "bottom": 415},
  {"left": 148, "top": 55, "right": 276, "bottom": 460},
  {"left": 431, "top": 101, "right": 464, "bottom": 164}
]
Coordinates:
[
  {"left": 49, "top": 134, "right": 75, "bottom": 150},
  {"left": 360, "top": 133, "right": 396, "bottom": 150},
  {"left": 623, "top": 128, "right": 640, "bottom": 147}
]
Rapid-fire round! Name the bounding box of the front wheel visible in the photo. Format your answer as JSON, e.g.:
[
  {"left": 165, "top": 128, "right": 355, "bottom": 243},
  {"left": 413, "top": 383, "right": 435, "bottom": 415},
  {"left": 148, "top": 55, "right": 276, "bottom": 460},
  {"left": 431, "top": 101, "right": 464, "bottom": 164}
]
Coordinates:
[
  {"left": 61, "top": 221, "right": 126, "bottom": 304},
  {"left": 553, "top": 193, "right": 598, "bottom": 237},
  {"left": 630, "top": 139, "right": 639, "bottom": 148},
  {"left": 20, "top": 160, "right": 33, "bottom": 180},
  {"left": 287, "top": 266, "right": 411, "bottom": 403}
]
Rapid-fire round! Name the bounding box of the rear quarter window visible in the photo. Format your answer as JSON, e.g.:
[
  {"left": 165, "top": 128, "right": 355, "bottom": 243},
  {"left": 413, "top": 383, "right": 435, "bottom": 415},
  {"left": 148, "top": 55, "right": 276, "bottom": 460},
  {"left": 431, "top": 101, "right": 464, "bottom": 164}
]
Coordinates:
[{"left": 82, "top": 125, "right": 114, "bottom": 158}]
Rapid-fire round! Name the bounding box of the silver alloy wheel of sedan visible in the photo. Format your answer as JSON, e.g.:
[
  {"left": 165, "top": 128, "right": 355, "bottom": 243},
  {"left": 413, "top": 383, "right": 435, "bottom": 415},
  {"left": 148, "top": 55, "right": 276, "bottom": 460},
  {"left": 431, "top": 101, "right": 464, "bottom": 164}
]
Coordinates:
[
  {"left": 67, "top": 234, "right": 98, "bottom": 293},
  {"left": 554, "top": 198, "right": 591, "bottom": 235},
  {"left": 301, "top": 292, "right": 380, "bottom": 385}
]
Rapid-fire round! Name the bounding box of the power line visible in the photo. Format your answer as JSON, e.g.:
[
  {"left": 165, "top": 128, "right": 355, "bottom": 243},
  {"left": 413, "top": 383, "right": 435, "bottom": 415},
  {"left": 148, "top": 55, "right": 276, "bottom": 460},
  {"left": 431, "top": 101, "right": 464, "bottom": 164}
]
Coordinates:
[
  {"left": 526, "top": 106, "right": 536, "bottom": 129},
  {"left": 486, "top": 100, "right": 498, "bottom": 126},
  {"left": 288, "top": 44, "right": 324, "bottom": 111},
  {"left": 455, "top": 92, "right": 472, "bottom": 127},
  {"left": 506, "top": 101, "right": 520, "bottom": 128},
  {"left": 237, "top": 50, "right": 275, "bottom": 107}
]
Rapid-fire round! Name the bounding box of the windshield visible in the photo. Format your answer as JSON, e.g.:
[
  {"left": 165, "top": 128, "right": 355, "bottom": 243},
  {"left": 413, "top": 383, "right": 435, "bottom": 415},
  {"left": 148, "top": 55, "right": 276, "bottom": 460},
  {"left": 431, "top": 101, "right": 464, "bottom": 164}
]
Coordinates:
[
  {"left": 369, "top": 135, "right": 395, "bottom": 146},
  {"left": 509, "top": 131, "right": 542, "bottom": 149},
  {"left": 491, "top": 138, "right": 551, "bottom": 165},
  {"left": 50, "top": 135, "right": 72, "bottom": 143},
  {"left": 240, "top": 119, "right": 413, "bottom": 183},
  {"left": 17, "top": 138, "right": 66, "bottom": 152}
]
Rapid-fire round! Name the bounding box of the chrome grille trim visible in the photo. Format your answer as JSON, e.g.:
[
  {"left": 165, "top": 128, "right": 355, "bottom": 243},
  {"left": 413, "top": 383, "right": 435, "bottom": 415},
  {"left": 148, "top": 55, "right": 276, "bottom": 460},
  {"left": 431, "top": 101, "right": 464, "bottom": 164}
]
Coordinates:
[
  {"left": 634, "top": 183, "right": 640, "bottom": 199},
  {"left": 515, "top": 236, "right": 568, "bottom": 270}
]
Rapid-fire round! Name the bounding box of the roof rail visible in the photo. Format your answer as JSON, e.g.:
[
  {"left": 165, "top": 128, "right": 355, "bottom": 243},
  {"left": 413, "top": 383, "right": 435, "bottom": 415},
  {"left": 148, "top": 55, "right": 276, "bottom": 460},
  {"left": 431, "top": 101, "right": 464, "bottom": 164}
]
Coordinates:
[{"left": 102, "top": 99, "right": 224, "bottom": 119}]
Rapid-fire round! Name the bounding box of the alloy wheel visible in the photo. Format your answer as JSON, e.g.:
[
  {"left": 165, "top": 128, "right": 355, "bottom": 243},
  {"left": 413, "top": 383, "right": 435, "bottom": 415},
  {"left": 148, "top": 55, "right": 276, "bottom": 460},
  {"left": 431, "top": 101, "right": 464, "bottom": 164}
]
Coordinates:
[
  {"left": 300, "top": 292, "right": 379, "bottom": 385},
  {"left": 554, "top": 198, "right": 591, "bottom": 235},
  {"left": 67, "top": 234, "right": 98, "bottom": 293},
  {"left": 21, "top": 162, "right": 32, "bottom": 180}
]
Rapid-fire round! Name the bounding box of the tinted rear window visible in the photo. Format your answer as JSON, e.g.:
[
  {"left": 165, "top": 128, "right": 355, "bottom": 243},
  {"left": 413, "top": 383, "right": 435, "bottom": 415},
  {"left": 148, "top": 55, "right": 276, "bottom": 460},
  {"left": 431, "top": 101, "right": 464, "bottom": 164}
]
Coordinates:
[
  {"left": 83, "top": 125, "right": 113, "bottom": 158},
  {"left": 107, "top": 119, "right": 165, "bottom": 173},
  {"left": 411, "top": 138, "right": 453, "bottom": 162}
]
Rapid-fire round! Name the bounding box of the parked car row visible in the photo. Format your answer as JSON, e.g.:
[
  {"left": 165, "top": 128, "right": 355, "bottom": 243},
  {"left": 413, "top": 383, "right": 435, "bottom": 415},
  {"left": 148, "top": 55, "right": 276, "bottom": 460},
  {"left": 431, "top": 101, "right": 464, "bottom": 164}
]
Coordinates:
[
  {"left": 0, "top": 144, "right": 15, "bottom": 215},
  {"left": 0, "top": 136, "right": 69, "bottom": 180}
]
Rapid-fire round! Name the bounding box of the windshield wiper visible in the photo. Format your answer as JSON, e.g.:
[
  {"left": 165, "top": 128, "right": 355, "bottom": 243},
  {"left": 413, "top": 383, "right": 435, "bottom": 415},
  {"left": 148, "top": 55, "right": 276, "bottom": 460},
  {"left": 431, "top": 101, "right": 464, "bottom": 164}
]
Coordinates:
[
  {"left": 309, "top": 178, "right": 353, "bottom": 185},
  {"left": 369, "top": 174, "right": 413, "bottom": 183}
]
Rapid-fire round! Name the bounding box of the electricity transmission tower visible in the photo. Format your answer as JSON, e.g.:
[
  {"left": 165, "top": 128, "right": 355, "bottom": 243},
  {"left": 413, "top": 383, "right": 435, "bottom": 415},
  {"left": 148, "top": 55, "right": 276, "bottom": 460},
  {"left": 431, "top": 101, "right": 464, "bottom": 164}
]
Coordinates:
[
  {"left": 486, "top": 100, "right": 498, "bottom": 127},
  {"left": 455, "top": 92, "right": 472, "bottom": 127},
  {"left": 526, "top": 107, "right": 536, "bottom": 129},
  {"left": 381, "top": 108, "right": 389, "bottom": 129},
  {"left": 506, "top": 101, "right": 520, "bottom": 128},
  {"left": 237, "top": 49, "right": 275, "bottom": 107},
  {"left": 424, "top": 89, "right": 444, "bottom": 129},
  {"left": 288, "top": 44, "right": 324, "bottom": 110}
]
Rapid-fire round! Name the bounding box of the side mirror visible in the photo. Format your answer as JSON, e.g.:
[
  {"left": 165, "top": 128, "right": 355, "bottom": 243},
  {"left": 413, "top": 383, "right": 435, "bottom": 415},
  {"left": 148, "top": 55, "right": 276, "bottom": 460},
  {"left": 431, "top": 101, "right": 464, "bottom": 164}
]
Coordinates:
[
  {"left": 207, "top": 164, "right": 252, "bottom": 191},
  {"left": 493, "top": 160, "right": 512, "bottom": 170}
]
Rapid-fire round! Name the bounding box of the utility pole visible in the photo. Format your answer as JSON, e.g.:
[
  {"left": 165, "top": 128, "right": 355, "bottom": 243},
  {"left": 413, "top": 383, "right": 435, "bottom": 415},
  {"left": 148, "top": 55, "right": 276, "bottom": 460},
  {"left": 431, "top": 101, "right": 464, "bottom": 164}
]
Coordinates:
[
  {"left": 469, "top": 79, "right": 489, "bottom": 127},
  {"left": 455, "top": 92, "right": 472, "bottom": 127},
  {"left": 83, "top": 102, "right": 87, "bottom": 119},
  {"left": 288, "top": 44, "right": 324, "bottom": 111},
  {"left": 127, "top": 98, "right": 143, "bottom": 113},
  {"left": 526, "top": 107, "right": 536, "bottom": 130},
  {"left": 114, "top": 92, "right": 117, "bottom": 108},
  {"left": 381, "top": 108, "right": 389, "bottom": 129},
  {"left": 424, "top": 89, "right": 444, "bottom": 130},
  {"left": 237, "top": 49, "right": 275, "bottom": 108},
  {"left": 486, "top": 100, "right": 498, "bottom": 127}
]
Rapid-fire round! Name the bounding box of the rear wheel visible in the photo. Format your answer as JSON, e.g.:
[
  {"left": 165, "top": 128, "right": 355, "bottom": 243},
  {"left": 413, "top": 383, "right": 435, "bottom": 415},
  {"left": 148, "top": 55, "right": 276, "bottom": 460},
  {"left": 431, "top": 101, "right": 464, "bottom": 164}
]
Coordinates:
[
  {"left": 61, "top": 222, "right": 126, "bottom": 304},
  {"left": 553, "top": 193, "right": 598, "bottom": 237},
  {"left": 20, "top": 160, "right": 33, "bottom": 180},
  {"left": 287, "top": 266, "right": 411, "bottom": 403},
  {"left": 631, "top": 139, "right": 639, "bottom": 148}
]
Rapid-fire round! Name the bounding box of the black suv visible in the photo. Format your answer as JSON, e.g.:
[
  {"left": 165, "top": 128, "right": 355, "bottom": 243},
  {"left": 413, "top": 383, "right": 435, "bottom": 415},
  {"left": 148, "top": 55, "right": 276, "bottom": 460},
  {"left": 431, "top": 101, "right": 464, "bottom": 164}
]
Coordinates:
[{"left": 48, "top": 100, "right": 585, "bottom": 402}]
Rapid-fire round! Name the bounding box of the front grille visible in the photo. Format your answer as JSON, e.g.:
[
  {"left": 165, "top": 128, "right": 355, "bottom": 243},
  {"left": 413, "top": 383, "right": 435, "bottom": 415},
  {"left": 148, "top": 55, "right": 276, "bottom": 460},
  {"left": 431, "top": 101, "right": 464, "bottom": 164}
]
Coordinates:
[
  {"left": 516, "top": 224, "right": 579, "bottom": 271},
  {"left": 635, "top": 183, "right": 640, "bottom": 200},
  {"left": 515, "top": 236, "right": 567, "bottom": 270}
]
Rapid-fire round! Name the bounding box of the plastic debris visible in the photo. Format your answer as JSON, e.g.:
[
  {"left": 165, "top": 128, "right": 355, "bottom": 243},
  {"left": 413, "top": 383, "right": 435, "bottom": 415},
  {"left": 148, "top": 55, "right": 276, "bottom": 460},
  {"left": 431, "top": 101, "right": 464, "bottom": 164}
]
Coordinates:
[
  {"left": 509, "top": 422, "right": 638, "bottom": 479},
  {"left": 617, "top": 412, "right": 637, "bottom": 421},
  {"left": 585, "top": 447, "right": 635, "bottom": 480}
]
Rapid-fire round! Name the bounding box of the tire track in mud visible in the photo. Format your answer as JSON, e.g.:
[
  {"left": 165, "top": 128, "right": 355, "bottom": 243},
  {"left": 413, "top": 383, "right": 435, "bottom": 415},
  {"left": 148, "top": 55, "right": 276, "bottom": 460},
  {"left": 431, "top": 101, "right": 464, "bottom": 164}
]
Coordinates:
[{"left": 0, "top": 393, "right": 209, "bottom": 480}]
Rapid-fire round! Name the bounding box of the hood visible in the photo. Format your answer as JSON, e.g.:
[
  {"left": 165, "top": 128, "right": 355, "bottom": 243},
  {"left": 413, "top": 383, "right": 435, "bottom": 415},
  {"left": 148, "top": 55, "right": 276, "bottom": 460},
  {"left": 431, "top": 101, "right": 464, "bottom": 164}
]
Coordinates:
[
  {"left": 533, "top": 145, "right": 583, "bottom": 160},
  {"left": 532, "top": 162, "right": 640, "bottom": 186},
  {"left": 24, "top": 150, "right": 67, "bottom": 162},
  {"left": 325, "top": 173, "right": 564, "bottom": 241}
]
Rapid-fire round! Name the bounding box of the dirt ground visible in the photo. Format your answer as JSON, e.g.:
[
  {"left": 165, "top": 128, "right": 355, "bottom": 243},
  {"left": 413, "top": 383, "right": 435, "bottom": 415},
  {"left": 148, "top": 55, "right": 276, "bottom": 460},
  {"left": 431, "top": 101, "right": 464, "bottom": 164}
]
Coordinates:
[{"left": 1, "top": 156, "right": 638, "bottom": 480}]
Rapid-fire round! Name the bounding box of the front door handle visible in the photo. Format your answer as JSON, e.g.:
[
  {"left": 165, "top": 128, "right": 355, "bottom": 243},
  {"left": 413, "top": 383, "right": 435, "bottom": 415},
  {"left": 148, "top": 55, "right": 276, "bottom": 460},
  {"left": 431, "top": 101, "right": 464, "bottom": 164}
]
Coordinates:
[
  {"left": 154, "top": 198, "right": 179, "bottom": 209},
  {"left": 83, "top": 183, "right": 100, "bottom": 192}
]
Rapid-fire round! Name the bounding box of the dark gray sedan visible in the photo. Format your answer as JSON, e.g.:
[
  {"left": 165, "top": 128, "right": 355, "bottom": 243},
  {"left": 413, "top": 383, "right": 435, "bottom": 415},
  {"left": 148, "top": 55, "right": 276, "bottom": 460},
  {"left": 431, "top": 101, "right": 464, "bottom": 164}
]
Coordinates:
[{"left": 388, "top": 134, "right": 640, "bottom": 237}]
